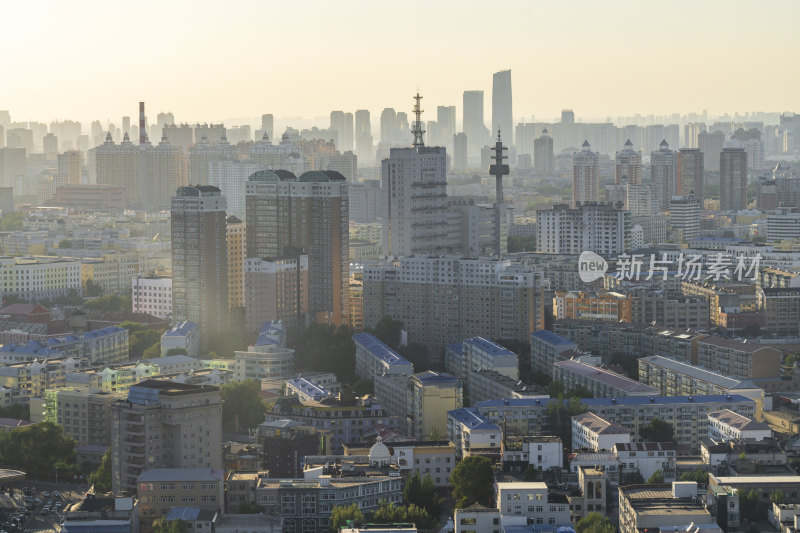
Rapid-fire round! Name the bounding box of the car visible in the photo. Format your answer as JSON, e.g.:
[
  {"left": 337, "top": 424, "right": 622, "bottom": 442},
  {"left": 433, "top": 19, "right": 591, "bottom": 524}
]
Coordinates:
[
  {"left": 52, "top": 491, "right": 60, "bottom": 498},
  {"left": 41, "top": 491, "right": 49, "bottom": 498}
]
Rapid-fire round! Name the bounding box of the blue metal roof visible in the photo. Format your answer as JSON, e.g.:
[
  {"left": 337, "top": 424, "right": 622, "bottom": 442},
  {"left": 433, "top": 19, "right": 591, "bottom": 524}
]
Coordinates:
[
  {"left": 413, "top": 370, "right": 459, "bottom": 385},
  {"left": 83, "top": 326, "right": 125, "bottom": 339},
  {"left": 463, "top": 337, "right": 516, "bottom": 357},
  {"left": 0, "top": 340, "right": 61, "bottom": 355},
  {"left": 445, "top": 342, "right": 463, "bottom": 355},
  {"left": 162, "top": 321, "right": 198, "bottom": 337},
  {"left": 447, "top": 407, "right": 500, "bottom": 431},
  {"left": 286, "top": 378, "right": 330, "bottom": 399},
  {"left": 530, "top": 330, "right": 576, "bottom": 346},
  {"left": 255, "top": 320, "right": 284, "bottom": 346},
  {"left": 166, "top": 507, "right": 201, "bottom": 521},
  {"left": 353, "top": 333, "right": 412, "bottom": 367},
  {"left": 474, "top": 394, "right": 754, "bottom": 410}
]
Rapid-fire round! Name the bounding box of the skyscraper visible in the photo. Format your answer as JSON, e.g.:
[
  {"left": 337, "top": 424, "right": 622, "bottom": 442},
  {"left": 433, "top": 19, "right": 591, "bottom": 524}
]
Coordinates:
[
  {"left": 698, "top": 130, "right": 725, "bottom": 172},
  {"left": 95, "top": 132, "right": 140, "bottom": 207},
  {"left": 171, "top": 185, "right": 229, "bottom": 347},
  {"left": 330, "top": 111, "right": 354, "bottom": 152},
  {"left": 355, "top": 109, "right": 373, "bottom": 163},
  {"left": 227, "top": 215, "right": 246, "bottom": 310},
  {"left": 436, "top": 105, "right": 456, "bottom": 148},
  {"left": 651, "top": 140, "right": 677, "bottom": 212},
  {"left": 245, "top": 170, "right": 350, "bottom": 326},
  {"left": 453, "top": 132, "right": 468, "bottom": 170},
  {"left": 615, "top": 139, "right": 642, "bottom": 185},
  {"left": 533, "top": 129, "right": 554, "bottom": 175},
  {"left": 720, "top": 147, "right": 748, "bottom": 212},
  {"left": 262, "top": 114, "right": 274, "bottom": 140},
  {"left": 463, "top": 90, "right": 487, "bottom": 152},
  {"left": 492, "top": 70, "right": 513, "bottom": 145},
  {"left": 677, "top": 148, "right": 704, "bottom": 203},
  {"left": 380, "top": 108, "right": 398, "bottom": 144},
  {"left": 561, "top": 109, "right": 575, "bottom": 124},
  {"left": 573, "top": 141, "right": 599, "bottom": 206},
  {"left": 141, "top": 135, "right": 185, "bottom": 212},
  {"left": 57, "top": 150, "right": 83, "bottom": 185}
]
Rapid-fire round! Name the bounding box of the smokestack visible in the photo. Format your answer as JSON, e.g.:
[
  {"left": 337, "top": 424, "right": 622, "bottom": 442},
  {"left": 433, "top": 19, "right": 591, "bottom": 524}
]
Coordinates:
[{"left": 139, "top": 102, "right": 146, "bottom": 144}]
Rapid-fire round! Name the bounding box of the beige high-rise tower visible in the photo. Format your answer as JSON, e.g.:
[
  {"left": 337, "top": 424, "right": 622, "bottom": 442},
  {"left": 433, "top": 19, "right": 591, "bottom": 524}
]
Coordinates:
[{"left": 573, "top": 140, "right": 599, "bottom": 206}]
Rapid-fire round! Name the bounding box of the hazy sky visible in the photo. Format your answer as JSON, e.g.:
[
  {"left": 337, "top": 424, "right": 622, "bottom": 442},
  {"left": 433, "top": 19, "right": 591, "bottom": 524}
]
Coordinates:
[{"left": 3, "top": 0, "right": 799, "bottom": 125}]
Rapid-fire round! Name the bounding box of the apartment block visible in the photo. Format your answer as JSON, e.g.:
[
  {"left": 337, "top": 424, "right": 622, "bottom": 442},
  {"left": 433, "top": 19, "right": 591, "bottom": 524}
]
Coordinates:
[
  {"left": 46, "top": 388, "right": 124, "bottom": 446},
  {"left": 244, "top": 256, "right": 309, "bottom": 333},
  {"left": 160, "top": 321, "right": 200, "bottom": 358},
  {"left": 536, "top": 202, "right": 629, "bottom": 255},
  {"left": 619, "top": 484, "right": 713, "bottom": 533},
  {"left": 553, "top": 359, "right": 658, "bottom": 398},
  {"left": 707, "top": 409, "right": 771, "bottom": 442},
  {"left": 408, "top": 371, "right": 463, "bottom": 441},
  {"left": 696, "top": 337, "right": 782, "bottom": 379},
  {"left": 495, "top": 482, "right": 570, "bottom": 527},
  {"left": 572, "top": 412, "right": 632, "bottom": 451},
  {"left": 110, "top": 381, "right": 223, "bottom": 494},
  {"left": 530, "top": 330, "right": 578, "bottom": 375},
  {"left": 446, "top": 407, "right": 503, "bottom": 458},
  {"left": 353, "top": 333, "right": 413, "bottom": 380},
  {"left": 132, "top": 274, "right": 172, "bottom": 320},
  {"left": 136, "top": 468, "right": 224, "bottom": 526},
  {"left": 613, "top": 442, "right": 677, "bottom": 483}
]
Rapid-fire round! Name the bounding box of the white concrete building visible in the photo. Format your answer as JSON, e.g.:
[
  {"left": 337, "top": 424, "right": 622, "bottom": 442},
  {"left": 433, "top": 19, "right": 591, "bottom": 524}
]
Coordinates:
[
  {"left": 495, "top": 482, "right": 570, "bottom": 526},
  {"left": 571, "top": 412, "right": 632, "bottom": 451},
  {"left": 447, "top": 407, "right": 502, "bottom": 458},
  {"left": 613, "top": 442, "right": 677, "bottom": 482},
  {"left": 160, "top": 321, "right": 199, "bottom": 357},
  {"left": 132, "top": 274, "right": 172, "bottom": 319},
  {"left": 0, "top": 257, "right": 82, "bottom": 302},
  {"left": 454, "top": 504, "right": 500, "bottom": 533},
  {"left": 353, "top": 333, "right": 414, "bottom": 380},
  {"left": 670, "top": 195, "right": 701, "bottom": 241},
  {"left": 767, "top": 210, "right": 800, "bottom": 241},
  {"left": 707, "top": 409, "right": 772, "bottom": 442},
  {"left": 502, "top": 436, "right": 563, "bottom": 472},
  {"left": 536, "top": 202, "right": 630, "bottom": 255}
]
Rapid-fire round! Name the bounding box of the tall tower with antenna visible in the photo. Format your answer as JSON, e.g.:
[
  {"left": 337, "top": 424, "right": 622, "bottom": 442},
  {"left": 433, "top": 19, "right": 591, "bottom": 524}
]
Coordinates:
[
  {"left": 412, "top": 92, "right": 425, "bottom": 148},
  {"left": 489, "top": 129, "right": 509, "bottom": 257}
]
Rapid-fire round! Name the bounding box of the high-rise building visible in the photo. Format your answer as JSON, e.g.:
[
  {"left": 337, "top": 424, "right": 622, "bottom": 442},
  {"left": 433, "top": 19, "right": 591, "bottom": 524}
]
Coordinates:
[
  {"left": 141, "top": 135, "right": 185, "bottom": 212},
  {"left": 669, "top": 194, "right": 700, "bottom": 241},
  {"left": 57, "top": 150, "right": 83, "bottom": 185},
  {"left": 463, "top": 90, "right": 487, "bottom": 152},
  {"left": 227, "top": 216, "right": 246, "bottom": 310},
  {"left": 684, "top": 123, "right": 705, "bottom": 148},
  {"left": 561, "top": 109, "right": 575, "bottom": 124},
  {"left": 720, "top": 147, "right": 748, "bottom": 211},
  {"left": 95, "top": 133, "right": 140, "bottom": 207},
  {"left": 677, "top": 148, "right": 704, "bottom": 202},
  {"left": 437, "top": 106, "right": 456, "bottom": 148},
  {"left": 492, "top": 70, "right": 513, "bottom": 145},
  {"left": 261, "top": 114, "right": 274, "bottom": 141},
  {"left": 43, "top": 133, "right": 58, "bottom": 160},
  {"left": 244, "top": 256, "right": 309, "bottom": 332},
  {"left": 189, "top": 136, "right": 235, "bottom": 186},
  {"left": 651, "top": 140, "right": 677, "bottom": 212},
  {"left": 245, "top": 170, "right": 349, "bottom": 326},
  {"left": 380, "top": 108, "right": 398, "bottom": 144},
  {"left": 330, "top": 111, "right": 354, "bottom": 152},
  {"left": 453, "top": 133, "right": 468, "bottom": 171},
  {"left": 533, "top": 128, "right": 554, "bottom": 175},
  {"left": 615, "top": 139, "right": 642, "bottom": 185},
  {"left": 573, "top": 141, "right": 599, "bottom": 206},
  {"left": 355, "top": 109, "right": 373, "bottom": 163},
  {"left": 110, "top": 380, "right": 222, "bottom": 494},
  {"left": 171, "top": 185, "right": 229, "bottom": 347},
  {"left": 698, "top": 130, "right": 725, "bottom": 172},
  {"left": 537, "top": 203, "right": 630, "bottom": 255},
  {"left": 381, "top": 146, "right": 449, "bottom": 257}
]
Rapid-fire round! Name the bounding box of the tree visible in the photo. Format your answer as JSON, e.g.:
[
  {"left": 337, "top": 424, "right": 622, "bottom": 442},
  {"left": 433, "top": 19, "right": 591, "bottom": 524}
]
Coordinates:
[
  {"left": 58, "top": 239, "right": 73, "bottom": 249},
  {"left": 429, "top": 425, "right": 442, "bottom": 441},
  {"left": 221, "top": 380, "right": 267, "bottom": 432},
  {"left": 166, "top": 347, "right": 188, "bottom": 356},
  {"left": 575, "top": 512, "right": 615, "bottom": 533},
  {"left": 739, "top": 489, "right": 766, "bottom": 522},
  {"left": 207, "top": 325, "right": 251, "bottom": 358},
  {"left": 84, "top": 279, "right": 103, "bottom": 297},
  {"left": 398, "top": 342, "right": 433, "bottom": 372},
  {"left": 450, "top": 455, "right": 494, "bottom": 508},
  {"left": 87, "top": 448, "right": 112, "bottom": 493},
  {"left": 121, "top": 322, "right": 166, "bottom": 360},
  {"left": 294, "top": 323, "right": 356, "bottom": 383},
  {"left": 0, "top": 403, "right": 29, "bottom": 420},
  {"left": 546, "top": 396, "right": 587, "bottom": 450},
  {"left": 679, "top": 469, "right": 709, "bottom": 484},
  {"left": 786, "top": 354, "right": 797, "bottom": 368},
  {"left": 152, "top": 518, "right": 189, "bottom": 533},
  {"left": 523, "top": 465, "right": 539, "bottom": 481},
  {"left": 370, "top": 317, "right": 404, "bottom": 349},
  {"left": 330, "top": 503, "right": 364, "bottom": 531},
  {"left": 507, "top": 235, "right": 536, "bottom": 253},
  {"left": 371, "top": 501, "right": 435, "bottom": 530},
  {"left": 646, "top": 470, "right": 664, "bottom": 484},
  {"left": 404, "top": 472, "right": 444, "bottom": 517},
  {"left": 0, "top": 421, "right": 77, "bottom": 479},
  {"left": 640, "top": 418, "right": 674, "bottom": 442},
  {"left": 85, "top": 294, "right": 131, "bottom": 312},
  {"left": 568, "top": 385, "right": 594, "bottom": 399},
  {"left": 546, "top": 380, "right": 565, "bottom": 397},
  {"left": 771, "top": 489, "right": 786, "bottom": 505},
  {"left": 142, "top": 342, "right": 162, "bottom": 359}
]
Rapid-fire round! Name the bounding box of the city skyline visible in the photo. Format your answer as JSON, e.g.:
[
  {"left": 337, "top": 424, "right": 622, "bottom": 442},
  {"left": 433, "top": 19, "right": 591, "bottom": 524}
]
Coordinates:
[{"left": 3, "top": 0, "right": 799, "bottom": 124}]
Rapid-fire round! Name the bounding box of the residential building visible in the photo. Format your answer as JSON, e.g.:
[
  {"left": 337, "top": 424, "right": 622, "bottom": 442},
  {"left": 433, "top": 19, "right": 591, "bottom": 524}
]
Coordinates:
[
  {"left": 537, "top": 202, "right": 629, "bottom": 255},
  {"left": 244, "top": 256, "right": 309, "bottom": 332},
  {"left": 670, "top": 195, "right": 701, "bottom": 241},
  {"left": 533, "top": 129, "right": 554, "bottom": 175},
  {"left": 613, "top": 442, "right": 677, "bottom": 483},
  {"left": 446, "top": 407, "right": 502, "bottom": 458},
  {"left": 0, "top": 326, "right": 128, "bottom": 365},
  {"left": 652, "top": 140, "right": 678, "bottom": 211},
  {"left": 707, "top": 409, "right": 771, "bottom": 442},
  {"left": 699, "top": 130, "right": 725, "bottom": 172},
  {"left": 256, "top": 419, "right": 320, "bottom": 477},
  {"left": 573, "top": 141, "right": 599, "bottom": 205},
  {"left": 132, "top": 274, "right": 172, "bottom": 320},
  {"left": 48, "top": 389, "right": 124, "bottom": 447},
  {"left": 553, "top": 290, "right": 631, "bottom": 322},
  {"left": 110, "top": 380, "right": 223, "bottom": 494},
  {"left": 463, "top": 90, "right": 487, "bottom": 154},
  {"left": 226, "top": 216, "right": 246, "bottom": 309},
  {"left": 454, "top": 503, "right": 501, "bottom": 533},
  {"left": 245, "top": 170, "right": 349, "bottom": 326},
  {"left": 171, "top": 185, "right": 229, "bottom": 348},
  {"left": 501, "top": 436, "right": 564, "bottom": 473},
  {"left": 616, "top": 139, "right": 642, "bottom": 185},
  {"left": 677, "top": 148, "right": 704, "bottom": 202},
  {"left": 408, "top": 371, "right": 462, "bottom": 440},
  {"left": 160, "top": 321, "right": 200, "bottom": 358},
  {"left": 0, "top": 257, "right": 82, "bottom": 302},
  {"left": 618, "top": 483, "right": 713, "bottom": 533},
  {"left": 363, "top": 257, "right": 547, "bottom": 350},
  {"left": 381, "top": 146, "right": 450, "bottom": 257},
  {"left": 494, "top": 482, "right": 570, "bottom": 527},
  {"left": 757, "top": 286, "right": 800, "bottom": 337},
  {"left": 567, "top": 466, "right": 607, "bottom": 523},
  {"left": 136, "top": 468, "right": 224, "bottom": 526},
  {"left": 234, "top": 322, "right": 296, "bottom": 381},
  {"left": 709, "top": 474, "right": 800, "bottom": 506},
  {"left": 530, "top": 330, "right": 578, "bottom": 375},
  {"left": 353, "top": 333, "right": 413, "bottom": 380},
  {"left": 571, "top": 412, "right": 632, "bottom": 451},
  {"left": 491, "top": 70, "right": 513, "bottom": 146},
  {"left": 696, "top": 337, "right": 782, "bottom": 379},
  {"left": 720, "top": 147, "right": 748, "bottom": 211},
  {"left": 553, "top": 359, "right": 658, "bottom": 398}
]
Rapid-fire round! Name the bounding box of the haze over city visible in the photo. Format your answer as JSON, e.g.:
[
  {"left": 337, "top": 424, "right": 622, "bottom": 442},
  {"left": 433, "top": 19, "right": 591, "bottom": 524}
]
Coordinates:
[{"left": 3, "top": 0, "right": 800, "bottom": 123}]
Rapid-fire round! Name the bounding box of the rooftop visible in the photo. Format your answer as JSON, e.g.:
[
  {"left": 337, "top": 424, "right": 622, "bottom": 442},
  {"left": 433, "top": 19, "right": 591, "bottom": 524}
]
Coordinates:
[
  {"left": 708, "top": 409, "right": 771, "bottom": 431},
  {"left": 447, "top": 407, "right": 500, "bottom": 431},
  {"left": 572, "top": 412, "right": 630, "bottom": 435},
  {"left": 413, "top": 370, "right": 459, "bottom": 385},
  {"left": 613, "top": 442, "right": 677, "bottom": 452},
  {"left": 531, "top": 330, "right": 577, "bottom": 346},
  {"left": 463, "top": 337, "right": 516, "bottom": 357},
  {"left": 474, "top": 394, "right": 754, "bottom": 410},
  {"left": 555, "top": 359, "right": 657, "bottom": 393},
  {"left": 640, "top": 356, "right": 744, "bottom": 389},
  {"left": 162, "top": 321, "right": 198, "bottom": 337},
  {"left": 136, "top": 468, "right": 223, "bottom": 483},
  {"left": 353, "top": 333, "right": 411, "bottom": 368}
]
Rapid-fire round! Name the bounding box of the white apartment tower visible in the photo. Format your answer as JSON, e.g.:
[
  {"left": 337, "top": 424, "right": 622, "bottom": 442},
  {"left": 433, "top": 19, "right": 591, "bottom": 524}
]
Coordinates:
[
  {"left": 537, "top": 202, "right": 630, "bottom": 255},
  {"left": 573, "top": 141, "right": 599, "bottom": 206},
  {"left": 651, "top": 140, "right": 677, "bottom": 212},
  {"left": 615, "top": 139, "right": 643, "bottom": 185}
]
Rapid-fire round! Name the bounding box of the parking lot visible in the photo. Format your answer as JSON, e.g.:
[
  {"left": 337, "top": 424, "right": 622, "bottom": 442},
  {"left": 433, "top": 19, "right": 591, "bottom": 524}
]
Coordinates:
[{"left": 0, "top": 483, "right": 85, "bottom": 533}]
